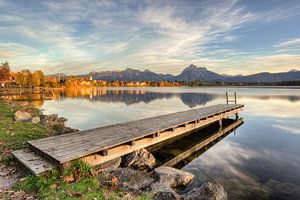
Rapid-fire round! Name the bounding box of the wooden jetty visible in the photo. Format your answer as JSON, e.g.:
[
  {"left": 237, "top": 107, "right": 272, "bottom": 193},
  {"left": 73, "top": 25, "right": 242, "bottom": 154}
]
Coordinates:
[{"left": 12, "top": 103, "right": 244, "bottom": 175}]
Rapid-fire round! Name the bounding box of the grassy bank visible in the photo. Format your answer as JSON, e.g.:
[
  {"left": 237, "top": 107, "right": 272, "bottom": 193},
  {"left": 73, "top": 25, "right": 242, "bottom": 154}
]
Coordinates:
[
  {"left": 0, "top": 100, "right": 49, "bottom": 162},
  {"left": 0, "top": 100, "right": 151, "bottom": 199}
]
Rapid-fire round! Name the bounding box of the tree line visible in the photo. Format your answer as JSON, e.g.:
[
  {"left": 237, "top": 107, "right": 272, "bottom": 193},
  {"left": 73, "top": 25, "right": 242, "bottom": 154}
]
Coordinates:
[{"left": 0, "top": 62, "right": 45, "bottom": 88}]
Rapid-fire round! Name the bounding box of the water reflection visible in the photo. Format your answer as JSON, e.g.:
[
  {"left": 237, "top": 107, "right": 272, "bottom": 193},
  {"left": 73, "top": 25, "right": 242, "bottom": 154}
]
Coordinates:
[
  {"left": 149, "top": 118, "right": 244, "bottom": 168},
  {"left": 2, "top": 87, "right": 300, "bottom": 108},
  {"left": 55, "top": 87, "right": 300, "bottom": 105},
  {"left": 182, "top": 114, "right": 300, "bottom": 199},
  {"left": 53, "top": 88, "right": 217, "bottom": 108}
]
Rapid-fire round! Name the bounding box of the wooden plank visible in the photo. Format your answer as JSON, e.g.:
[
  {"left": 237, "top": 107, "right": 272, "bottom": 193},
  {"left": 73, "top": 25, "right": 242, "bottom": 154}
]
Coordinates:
[
  {"left": 28, "top": 104, "right": 243, "bottom": 164},
  {"left": 12, "top": 149, "right": 55, "bottom": 175}
]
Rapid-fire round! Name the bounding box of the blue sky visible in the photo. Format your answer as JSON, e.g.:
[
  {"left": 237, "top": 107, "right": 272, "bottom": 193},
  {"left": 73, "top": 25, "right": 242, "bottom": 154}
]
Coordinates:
[{"left": 0, "top": 0, "right": 300, "bottom": 75}]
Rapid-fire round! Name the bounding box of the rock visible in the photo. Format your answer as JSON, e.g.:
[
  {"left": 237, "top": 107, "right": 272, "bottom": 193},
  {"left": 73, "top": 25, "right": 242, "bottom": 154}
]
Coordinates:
[
  {"left": 153, "top": 166, "right": 194, "bottom": 188},
  {"left": 100, "top": 168, "right": 155, "bottom": 193},
  {"left": 39, "top": 114, "right": 47, "bottom": 123},
  {"left": 183, "top": 182, "right": 227, "bottom": 200},
  {"left": 14, "top": 111, "right": 32, "bottom": 122},
  {"left": 150, "top": 182, "right": 178, "bottom": 195},
  {"left": 51, "top": 125, "right": 79, "bottom": 135},
  {"left": 97, "top": 157, "right": 121, "bottom": 171},
  {"left": 151, "top": 191, "right": 177, "bottom": 200},
  {"left": 122, "top": 149, "right": 156, "bottom": 170},
  {"left": 45, "top": 114, "right": 58, "bottom": 123},
  {"left": 31, "top": 116, "right": 40, "bottom": 124},
  {"left": 57, "top": 117, "right": 68, "bottom": 126}
]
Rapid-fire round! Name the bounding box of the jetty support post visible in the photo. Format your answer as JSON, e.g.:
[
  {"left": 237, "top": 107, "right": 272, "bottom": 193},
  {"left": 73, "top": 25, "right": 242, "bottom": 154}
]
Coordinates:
[
  {"left": 235, "top": 113, "right": 239, "bottom": 120},
  {"left": 234, "top": 92, "right": 237, "bottom": 105},
  {"left": 226, "top": 92, "right": 228, "bottom": 104}
]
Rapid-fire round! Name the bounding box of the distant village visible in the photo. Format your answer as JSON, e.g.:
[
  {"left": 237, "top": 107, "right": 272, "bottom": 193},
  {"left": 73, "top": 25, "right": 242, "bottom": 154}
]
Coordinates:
[
  {"left": 61, "top": 76, "right": 184, "bottom": 88},
  {"left": 0, "top": 62, "right": 187, "bottom": 89}
]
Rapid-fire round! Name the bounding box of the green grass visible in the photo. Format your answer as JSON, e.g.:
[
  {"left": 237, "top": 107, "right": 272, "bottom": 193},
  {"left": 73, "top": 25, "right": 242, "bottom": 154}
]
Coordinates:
[{"left": 0, "top": 100, "right": 49, "bottom": 161}]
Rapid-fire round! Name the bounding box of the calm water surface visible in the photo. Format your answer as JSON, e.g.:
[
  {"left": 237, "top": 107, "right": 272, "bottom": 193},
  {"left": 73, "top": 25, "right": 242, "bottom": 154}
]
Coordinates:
[{"left": 38, "top": 87, "right": 300, "bottom": 199}]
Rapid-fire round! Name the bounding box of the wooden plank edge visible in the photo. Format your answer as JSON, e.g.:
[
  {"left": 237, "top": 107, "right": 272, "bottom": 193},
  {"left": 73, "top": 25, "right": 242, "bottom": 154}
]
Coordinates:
[{"left": 12, "top": 149, "right": 56, "bottom": 176}]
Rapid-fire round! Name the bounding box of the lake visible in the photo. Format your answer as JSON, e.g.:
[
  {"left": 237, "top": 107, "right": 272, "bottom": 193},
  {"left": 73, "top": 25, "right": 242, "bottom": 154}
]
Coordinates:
[{"left": 30, "top": 87, "right": 300, "bottom": 199}]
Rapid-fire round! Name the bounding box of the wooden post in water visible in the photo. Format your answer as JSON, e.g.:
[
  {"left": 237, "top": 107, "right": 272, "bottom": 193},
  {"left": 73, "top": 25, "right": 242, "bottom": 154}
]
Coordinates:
[
  {"left": 218, "top": 119, "right": 222, "bottom": 130},
  {"left": 235, "top": 113, "right": 239, "bottom": 120},
  {"left": 226, "top": 92, "right": 228, "bottom": 104},
  {"left": 234, "top": 92, "right": 237, "bottom": 105}
]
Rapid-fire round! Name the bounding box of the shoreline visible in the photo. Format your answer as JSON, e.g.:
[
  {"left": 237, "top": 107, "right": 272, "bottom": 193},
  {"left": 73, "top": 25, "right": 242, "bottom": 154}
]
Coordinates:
[{"left": 1, "top": 85, "right": 300, "bottom": 93}]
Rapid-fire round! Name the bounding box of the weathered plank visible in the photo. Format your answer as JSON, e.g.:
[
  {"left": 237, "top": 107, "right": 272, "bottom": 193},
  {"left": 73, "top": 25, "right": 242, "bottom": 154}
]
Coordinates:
[
  {"left": 28, "top": 104, "right": 243, "bottom": 164},
  {"left": 12, "top": 149, "right": 55, "bottom": 175}
]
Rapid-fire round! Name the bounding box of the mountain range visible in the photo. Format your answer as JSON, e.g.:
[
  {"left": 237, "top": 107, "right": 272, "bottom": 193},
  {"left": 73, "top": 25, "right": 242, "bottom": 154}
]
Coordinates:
[{"left": 48, "top": 64, "right": 300, "bottom": 83}]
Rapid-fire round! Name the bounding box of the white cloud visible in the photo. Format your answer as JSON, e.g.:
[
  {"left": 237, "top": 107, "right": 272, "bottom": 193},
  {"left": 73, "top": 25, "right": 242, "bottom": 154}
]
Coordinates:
[{"left": 274, "top": 38, "right": 300, "bottom": 48}]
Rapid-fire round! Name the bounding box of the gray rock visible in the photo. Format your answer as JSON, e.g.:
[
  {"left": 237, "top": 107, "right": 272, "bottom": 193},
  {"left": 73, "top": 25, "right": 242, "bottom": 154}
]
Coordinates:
[
  {"left": 150, "top": 182, "right": 179, "bottom": 196},
  {"left": 14, "top": 111, "right": 32, "bottom": 122},
  {"left": 100, "top": 167, "right": 155, "bottom": 193},
  {"left": 183, "top": 182, "right": 227, "bottom": 200},
  {"left": 31, "top": 116, "right": 40, "bottom": 124},
  {"left": 122, "top": 149, "right": 156, "bottom": 170},
  {"left": 152, "top": 191, "right": 177, "bottom": 200},
  {"left": 45, "top": 114, "right": 58, "bottom": 123},
  {"left": 57, "top": 117, "right": 67, "bottom": 126},
  {"left": 97, "top": 157, "right": 121, "bottom": 171},
  {"left": 51, "top": 125, "right": 79, "bottom": 135},
  {"left": 153, "top": 166, "right": 194, "bottom": 188},
  {"left": 39, "top": 114, "right": 47, "bottom": 123}
]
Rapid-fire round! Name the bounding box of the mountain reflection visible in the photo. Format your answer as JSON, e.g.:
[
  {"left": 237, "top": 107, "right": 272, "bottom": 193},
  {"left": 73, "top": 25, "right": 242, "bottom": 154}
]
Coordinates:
[
  {"left": 2, "top": 88, "right": 299, "bottom": 108},
  {"left": 53, "top": 88, "right": 300, "bottom": 106},
  {"left": 53, "top": 88, "right": 217, "bottom": 108}
]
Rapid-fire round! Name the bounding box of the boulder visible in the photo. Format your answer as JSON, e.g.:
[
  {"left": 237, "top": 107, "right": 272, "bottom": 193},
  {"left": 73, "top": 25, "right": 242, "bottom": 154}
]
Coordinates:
[
  {"left": 183, "top": 182, "right": 227, "bottom": 200},
  {"left": 57, "top": 117, "right": 68, "bottom": 126},
  {"left": 31, "top": 116, "right": 40, "bottom": 124},
  {"left": 45, "top": 114, "right": 58, "bottom": 123},
  {"left": 150, "top": 182, "right": 178, "bottom": 196},
  {"left": 14, "top": 111, "right": 32, "bottom": 122},
  {"left": 100, "top": 167, "right": 155, "bottom": 193},
  {"left": 153, "top": 166, "right": 194, "bottom": 188},
  {"left": 51, "top": 125, "right": 79, "bottom": 135},
  {"left": 151, "top": 191, "right": 177, "bottom": 200},
  {"left": 97, "top": 157, "right": 121, "bottom": 171},
  {"left": 39, "top": 114, "right": 47, "bottom": 123},
  {"left": 122, "top": 149, "right": 156, "bottom": 170}
]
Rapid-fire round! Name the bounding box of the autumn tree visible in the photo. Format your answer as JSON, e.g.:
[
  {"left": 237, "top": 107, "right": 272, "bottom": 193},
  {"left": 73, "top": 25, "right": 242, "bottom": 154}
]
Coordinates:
[
  {"left": 32, "top": 70, "right": 45, "bottom": 87},
  {"left": 0, "top": 62, "right": 11, "bottom": 81},
  {"left": 15, "top": 70, "right": 33, "bottom": 87}
]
